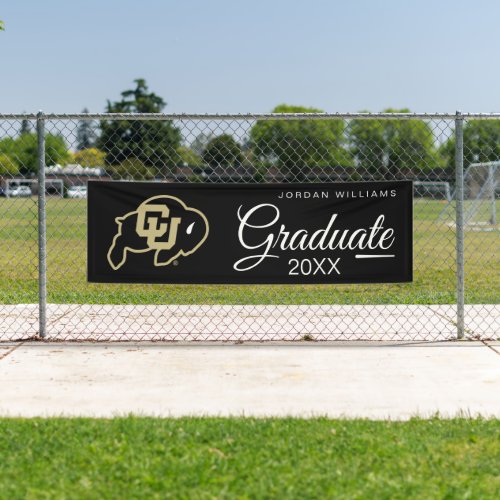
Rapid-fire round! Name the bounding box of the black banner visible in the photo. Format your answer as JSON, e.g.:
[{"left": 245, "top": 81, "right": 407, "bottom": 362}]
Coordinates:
[{"left": 88, "top": 181, "right": 413, "bottom": 284}]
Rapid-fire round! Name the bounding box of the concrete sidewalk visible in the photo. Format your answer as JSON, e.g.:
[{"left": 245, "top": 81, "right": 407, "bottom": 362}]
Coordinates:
[{"left": 0, "top": 342, "right": 499, "bottom": 419}]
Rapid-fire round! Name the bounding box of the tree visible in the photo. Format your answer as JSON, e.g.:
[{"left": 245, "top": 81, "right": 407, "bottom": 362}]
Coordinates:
[
  {"left": 0, "top": 20, "right": 4, "bottom": 31},
  {"left": 0, "top": 153, "right": 19, "bottom": 176},
  {"left": 177, "top": 146, "right": 203, "bottom": 167},
  {"left": 350, "top": 109, "right": 439, "bottom": 175},
  {"left": 76, "top": 108, "right": 97, "bottom": 150},
  {"left": 20, "top": 117, "right": 31, "bottom": 135},
  {"left": 0, "top": 133, "right": 71, "bottom": 174},
  {"left": 106, "top": 158, "right": 155, "bottom": 181},
  {"left": 97, "top": 79, "right": 181, "bottom": 176},
  {"left": 73, "top": 147, "right": 106, "bottom": 167},
  {"left": 191, "top": 132, "right": 214, "bottom": 156},
  {"left": 202, "top": 134, "right": 243, "bottom": 169},
  {"left": 440, "top": 120, "right": 500, "bottom": 171},
  {"left": 249, "top": 104, "right": 350, "bottom": 179},
  {"left": 349, "top": 116, "right": 385, "bottom": 172}
]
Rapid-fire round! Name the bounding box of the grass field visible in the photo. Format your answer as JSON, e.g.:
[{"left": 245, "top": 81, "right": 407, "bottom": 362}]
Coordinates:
[
  {"left": 0, "top": 417, "right": 498, "bottom": 498},
  {"left": 0, "top": 198, "right": 498, "bottom": 305}
]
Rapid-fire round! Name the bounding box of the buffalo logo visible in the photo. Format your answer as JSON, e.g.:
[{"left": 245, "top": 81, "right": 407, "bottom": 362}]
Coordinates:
[{"left": 107, "top": 195, "right": 209, "bottom": 270}]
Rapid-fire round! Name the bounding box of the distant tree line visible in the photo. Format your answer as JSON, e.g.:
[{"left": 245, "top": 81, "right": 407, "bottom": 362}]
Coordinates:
[{"left": 2, "top": 79, "right": 500, "bottom": 180}]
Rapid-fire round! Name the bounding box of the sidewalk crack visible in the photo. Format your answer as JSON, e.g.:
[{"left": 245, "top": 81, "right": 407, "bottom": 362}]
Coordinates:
[
  {"left": 425, "top": 305, "right": 475, "bottom": 338},
  {"left": 482, "top": 341, "right": 500, "bottom": 356},
  {"left": 0, "top": 342, "right": 24, "bottom": 362}
]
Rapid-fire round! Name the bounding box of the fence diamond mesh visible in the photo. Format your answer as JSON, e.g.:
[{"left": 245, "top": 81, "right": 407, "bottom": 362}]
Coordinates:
[{"left": 0, "top": 113, "right": 498, "bottom": 341}]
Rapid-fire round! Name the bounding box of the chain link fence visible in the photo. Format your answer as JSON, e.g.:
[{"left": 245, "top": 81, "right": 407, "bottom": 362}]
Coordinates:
[{"left": 0, "top": 112, "right": 498, "bottom": 341}]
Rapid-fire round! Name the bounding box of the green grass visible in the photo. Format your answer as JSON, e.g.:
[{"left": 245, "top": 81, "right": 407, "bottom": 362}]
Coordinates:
[
  {"left": 0, "top": 417, "right": 498, "bottom": 498},
  {"left": 0, "top": 198, "right": 498, "bottom": 305}
]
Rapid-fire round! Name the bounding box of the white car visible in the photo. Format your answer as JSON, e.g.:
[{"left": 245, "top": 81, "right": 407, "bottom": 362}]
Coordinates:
[
  {"left": 67, "top": 185, "right": 87, "bottom": 199},
  {"left": 7, "top": 185, "right": 32, "bottom": 197}
]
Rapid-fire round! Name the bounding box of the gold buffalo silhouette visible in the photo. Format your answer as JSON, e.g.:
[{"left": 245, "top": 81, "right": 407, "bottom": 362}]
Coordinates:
[{"left": 107, "top": 195, "right": 209, "bottom": 270}]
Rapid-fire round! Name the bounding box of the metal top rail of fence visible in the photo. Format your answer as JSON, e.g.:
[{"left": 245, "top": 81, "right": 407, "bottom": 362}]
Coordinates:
[{"left": 2, "top": 111, "right": 500, "bottom": 121}]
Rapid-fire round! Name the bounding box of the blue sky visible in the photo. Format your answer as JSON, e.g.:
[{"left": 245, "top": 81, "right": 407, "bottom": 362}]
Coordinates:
[{"left": 2, "top": 0, "right": 500, "bottom": 114}]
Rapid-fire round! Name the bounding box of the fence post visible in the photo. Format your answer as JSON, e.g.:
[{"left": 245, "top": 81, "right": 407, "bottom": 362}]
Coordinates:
[
  {"left": 37, "top": 111, "right": 47, "bottom": 338},
  {"left": 455, "top": 111, "right": 465, "bottom": 339}
]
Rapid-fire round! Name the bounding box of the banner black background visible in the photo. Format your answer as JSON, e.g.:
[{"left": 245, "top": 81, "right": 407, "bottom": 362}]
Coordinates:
[{"left": 88, "top": 181, "right": 412, "bottom": 284}]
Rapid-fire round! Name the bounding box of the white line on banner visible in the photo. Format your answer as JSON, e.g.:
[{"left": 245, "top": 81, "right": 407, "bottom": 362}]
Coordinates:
[{"left": 355, "top": 255, "right": 396, "bottom": 259}]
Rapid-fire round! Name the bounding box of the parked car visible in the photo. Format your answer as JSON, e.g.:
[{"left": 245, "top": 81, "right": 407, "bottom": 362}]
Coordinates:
[
  {"left": 7, "top": 185, "right": 32, "bottom": 197},
  {"left": 67, "top": 185, "right": 87, "bottom": 199}
]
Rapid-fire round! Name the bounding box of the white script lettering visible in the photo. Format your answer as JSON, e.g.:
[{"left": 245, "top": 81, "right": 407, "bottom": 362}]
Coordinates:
[{"left": 233, "top": 204, "right": 396, "bottom": 272}]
